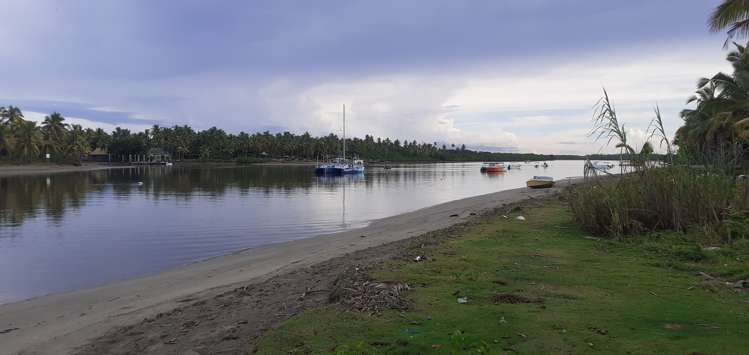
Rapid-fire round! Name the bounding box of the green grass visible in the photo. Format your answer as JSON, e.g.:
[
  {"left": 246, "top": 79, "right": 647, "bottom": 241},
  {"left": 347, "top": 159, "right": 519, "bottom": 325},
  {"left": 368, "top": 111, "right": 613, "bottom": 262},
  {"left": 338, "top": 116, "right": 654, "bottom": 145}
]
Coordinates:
[{"left": 256, "top": 201, "right": 749, "bottom": 354}]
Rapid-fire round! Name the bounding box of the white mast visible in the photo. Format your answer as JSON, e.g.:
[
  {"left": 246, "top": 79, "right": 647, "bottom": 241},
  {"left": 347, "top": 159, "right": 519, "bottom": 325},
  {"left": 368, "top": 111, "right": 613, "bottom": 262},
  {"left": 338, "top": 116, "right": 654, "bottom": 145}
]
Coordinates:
[{"left": 342, "top": 104, "right": 346, "bottom": 161}]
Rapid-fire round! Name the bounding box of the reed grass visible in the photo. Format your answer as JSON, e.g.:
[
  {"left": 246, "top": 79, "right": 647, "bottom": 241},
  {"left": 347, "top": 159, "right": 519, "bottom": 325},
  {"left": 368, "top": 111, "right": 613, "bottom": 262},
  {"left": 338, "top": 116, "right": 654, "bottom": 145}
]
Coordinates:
[{"left": 569, "top": 167, "right": 739, "bottom": 240}]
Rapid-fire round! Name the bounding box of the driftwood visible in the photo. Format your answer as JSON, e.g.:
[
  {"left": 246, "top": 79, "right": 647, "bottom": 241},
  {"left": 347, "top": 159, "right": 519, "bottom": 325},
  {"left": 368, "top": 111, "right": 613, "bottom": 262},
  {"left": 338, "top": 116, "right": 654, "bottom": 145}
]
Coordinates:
[{"left": 329, "top": 266, "right": 411, "bottom": 314}]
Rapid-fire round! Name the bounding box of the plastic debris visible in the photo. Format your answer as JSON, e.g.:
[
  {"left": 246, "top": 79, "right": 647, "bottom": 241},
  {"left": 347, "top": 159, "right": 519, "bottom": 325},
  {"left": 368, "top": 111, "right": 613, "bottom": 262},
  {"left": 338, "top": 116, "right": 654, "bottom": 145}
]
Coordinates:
[
  {"left": 515, "top": 216, "right": 526, "bottom": 221},
  {"left": 457, "top": 297, "right": 468, "bottom": 304},
  {"left": 732, "top": 279, "right": 749, "bottom": 288}
]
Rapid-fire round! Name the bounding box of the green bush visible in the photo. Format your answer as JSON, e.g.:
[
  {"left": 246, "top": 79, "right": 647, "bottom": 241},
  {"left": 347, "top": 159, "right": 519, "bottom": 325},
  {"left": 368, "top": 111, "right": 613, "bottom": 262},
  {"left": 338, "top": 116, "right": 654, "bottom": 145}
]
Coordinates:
[{"left": 569, "top": 167, "right": 737, "bottom": 239}]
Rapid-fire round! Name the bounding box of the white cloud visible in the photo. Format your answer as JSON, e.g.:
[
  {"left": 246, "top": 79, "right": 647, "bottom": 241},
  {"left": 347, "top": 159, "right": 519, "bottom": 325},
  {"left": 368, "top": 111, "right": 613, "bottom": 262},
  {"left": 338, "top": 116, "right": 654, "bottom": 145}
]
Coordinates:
[
  {"left": 4, "top": 34, "right": 733, "bottom": 155},
  {"left": 24, "top": 111, "right": 152, "bottom": 133},
  {"left": 230, "top": 39, "right": 729, "bottom": 154}
]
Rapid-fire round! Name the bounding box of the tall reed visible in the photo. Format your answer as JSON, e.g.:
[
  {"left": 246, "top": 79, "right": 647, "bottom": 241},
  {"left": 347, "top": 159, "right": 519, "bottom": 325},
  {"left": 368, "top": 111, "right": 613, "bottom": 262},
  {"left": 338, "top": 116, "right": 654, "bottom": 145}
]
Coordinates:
[
  {"left": 569, "top": 167, "right": 736, "bottom": 238},
  {"left": 573, "top": 90, "right": 742, "bottom": 241}
]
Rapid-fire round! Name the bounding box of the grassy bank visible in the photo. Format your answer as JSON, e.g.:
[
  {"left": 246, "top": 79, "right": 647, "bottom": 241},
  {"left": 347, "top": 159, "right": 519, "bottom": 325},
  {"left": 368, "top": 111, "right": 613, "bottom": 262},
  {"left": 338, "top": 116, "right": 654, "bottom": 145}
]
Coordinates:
[{"left": 256, "top": 199, "right": 749, "bottom": 354}]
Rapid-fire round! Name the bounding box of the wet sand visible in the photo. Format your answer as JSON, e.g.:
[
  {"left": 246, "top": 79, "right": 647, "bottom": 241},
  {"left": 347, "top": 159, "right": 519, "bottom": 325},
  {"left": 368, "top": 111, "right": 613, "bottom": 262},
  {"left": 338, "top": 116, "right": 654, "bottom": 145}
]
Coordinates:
[{"left": 0, "top": 180, "right": 578, "bottom": 355}]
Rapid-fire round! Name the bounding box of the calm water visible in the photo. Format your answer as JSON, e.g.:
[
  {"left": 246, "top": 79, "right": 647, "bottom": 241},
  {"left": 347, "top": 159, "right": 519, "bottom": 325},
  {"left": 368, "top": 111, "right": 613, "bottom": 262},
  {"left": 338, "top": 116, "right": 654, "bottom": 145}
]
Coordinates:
[{"left": 0, "top": 161, "right": 587, "bottom": 304}]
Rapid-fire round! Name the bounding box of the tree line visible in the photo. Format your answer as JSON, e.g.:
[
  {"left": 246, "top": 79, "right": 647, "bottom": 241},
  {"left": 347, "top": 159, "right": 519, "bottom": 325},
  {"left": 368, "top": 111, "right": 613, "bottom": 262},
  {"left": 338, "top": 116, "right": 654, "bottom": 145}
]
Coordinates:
[{"left": 0, "top": 107, "right": 630, "bottom": 164}]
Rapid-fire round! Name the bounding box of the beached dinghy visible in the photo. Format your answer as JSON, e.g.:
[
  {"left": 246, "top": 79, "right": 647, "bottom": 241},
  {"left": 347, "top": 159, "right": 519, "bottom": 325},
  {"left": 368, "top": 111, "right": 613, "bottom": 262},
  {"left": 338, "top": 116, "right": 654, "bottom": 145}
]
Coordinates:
[{"left": 526, "top": 176, "right": 554, "bottom": 188}]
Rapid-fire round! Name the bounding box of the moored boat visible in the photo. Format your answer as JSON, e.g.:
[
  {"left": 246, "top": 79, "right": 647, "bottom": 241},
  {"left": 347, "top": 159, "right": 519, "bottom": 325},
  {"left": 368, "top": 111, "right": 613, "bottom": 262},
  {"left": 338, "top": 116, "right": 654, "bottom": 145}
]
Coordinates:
[
  {"left": 480, "top": 162, "right": 505, "bottom": 173},
  {"left": 314, "top": 105, "right": 365, "bottom": 176},
  {"left": 526, "top": 176, "right": 554, "bottom": 188},
  {"left": 591, "top": 161, "right": 613, "bottom": 171}
]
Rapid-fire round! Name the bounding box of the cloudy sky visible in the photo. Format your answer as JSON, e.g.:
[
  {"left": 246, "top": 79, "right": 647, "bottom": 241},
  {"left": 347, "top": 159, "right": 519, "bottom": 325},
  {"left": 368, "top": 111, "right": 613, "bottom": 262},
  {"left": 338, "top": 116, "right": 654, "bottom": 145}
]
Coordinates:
[{"left": 0, "top": 0, "right": 734, "bottom": 154}]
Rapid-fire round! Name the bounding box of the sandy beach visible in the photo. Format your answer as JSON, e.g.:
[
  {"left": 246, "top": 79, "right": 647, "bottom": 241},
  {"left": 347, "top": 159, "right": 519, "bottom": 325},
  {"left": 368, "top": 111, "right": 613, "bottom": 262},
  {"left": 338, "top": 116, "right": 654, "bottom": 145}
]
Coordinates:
[
  {"left": 0, "top": 181, "right": 576, "bottom": 355},
  {"left": 0, "top": 163, "right": 133, "bottom": 178}
]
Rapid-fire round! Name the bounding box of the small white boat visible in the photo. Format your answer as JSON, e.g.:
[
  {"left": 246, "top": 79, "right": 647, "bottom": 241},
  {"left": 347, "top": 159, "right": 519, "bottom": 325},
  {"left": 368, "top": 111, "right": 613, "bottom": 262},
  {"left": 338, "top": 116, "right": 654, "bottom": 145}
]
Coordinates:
[
  {"left": 526, "top": 176, "right": 554, "bottom": 189},
  {"left": 591, "top": 161, "right": 612, "bottom": 171}
]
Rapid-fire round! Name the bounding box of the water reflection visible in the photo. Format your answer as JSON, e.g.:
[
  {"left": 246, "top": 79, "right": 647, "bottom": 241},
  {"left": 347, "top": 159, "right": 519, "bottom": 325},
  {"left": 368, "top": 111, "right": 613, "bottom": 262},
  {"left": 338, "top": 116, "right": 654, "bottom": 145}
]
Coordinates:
[
  {"left": 0, "top": 161, "right": 587, "bottom": 303},
  {"left": 1, "top": 165, "right": 486, "bottom": 228}
]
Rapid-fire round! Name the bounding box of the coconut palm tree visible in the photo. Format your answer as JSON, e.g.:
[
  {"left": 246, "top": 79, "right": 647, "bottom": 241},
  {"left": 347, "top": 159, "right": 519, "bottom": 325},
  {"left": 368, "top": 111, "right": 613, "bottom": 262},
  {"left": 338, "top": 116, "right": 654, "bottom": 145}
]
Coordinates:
[
  {"left": 65, "top": 124, "right": 90, "bottom": 163},
  {"left": 676, "top": 41, "right": 749, "bottom": 162},
  {"left": 0, "top": 106, "right": 25, "bottom": 131},
  {"left": 42, "top": 112, "right": 68, "bottom": 157},
  {"left": 89, "top": 128, "right": 111, "bottom": 150},
  {"left": 0, "top": 123, "right": 13, "bottom": 158},
  {"left": 710, "top": 0, "right": 749, "bottom": 45},
  {"left": 14, "top": 121, "right": 43, "bottom": 162}
]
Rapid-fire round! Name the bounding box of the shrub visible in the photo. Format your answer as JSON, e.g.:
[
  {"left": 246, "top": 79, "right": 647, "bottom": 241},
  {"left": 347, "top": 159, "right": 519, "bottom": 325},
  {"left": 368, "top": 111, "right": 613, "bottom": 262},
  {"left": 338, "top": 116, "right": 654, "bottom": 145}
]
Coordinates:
[{"left": 569, "top": 166, "right": 737, "bottom": 238}]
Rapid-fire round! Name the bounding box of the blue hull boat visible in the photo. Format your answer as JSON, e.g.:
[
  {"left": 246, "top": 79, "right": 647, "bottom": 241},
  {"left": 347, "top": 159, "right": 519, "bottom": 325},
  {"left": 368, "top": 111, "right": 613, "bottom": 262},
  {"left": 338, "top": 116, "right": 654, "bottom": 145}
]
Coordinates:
[
  {"left": 314, "top": 162, "right": 364, "bottom": 175},
  {"left": 314, "top": 105, "right": 365, "bottom": 176}
]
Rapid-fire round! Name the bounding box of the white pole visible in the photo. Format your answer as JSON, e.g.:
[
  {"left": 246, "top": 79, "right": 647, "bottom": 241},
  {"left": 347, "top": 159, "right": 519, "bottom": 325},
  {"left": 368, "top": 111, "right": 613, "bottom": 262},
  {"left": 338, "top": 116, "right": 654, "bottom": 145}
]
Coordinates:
[{"left": 342, "top": 104, "right": 346, "bottom": 161}]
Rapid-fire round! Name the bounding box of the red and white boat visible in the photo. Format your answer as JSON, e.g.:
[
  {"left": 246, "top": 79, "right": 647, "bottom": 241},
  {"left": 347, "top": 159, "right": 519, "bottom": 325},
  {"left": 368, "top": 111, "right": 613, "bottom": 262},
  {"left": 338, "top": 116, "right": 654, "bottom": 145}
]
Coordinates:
[{"left": 480, "top": 162, "right": 505, "bottom": 173}]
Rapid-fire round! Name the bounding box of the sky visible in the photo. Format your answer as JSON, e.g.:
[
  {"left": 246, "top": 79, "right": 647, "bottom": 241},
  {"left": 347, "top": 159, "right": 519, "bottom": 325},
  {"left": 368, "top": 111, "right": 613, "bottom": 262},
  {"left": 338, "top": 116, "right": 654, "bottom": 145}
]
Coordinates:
[{"left": 0, "top": 0, "right": 735, "bottom": 154}]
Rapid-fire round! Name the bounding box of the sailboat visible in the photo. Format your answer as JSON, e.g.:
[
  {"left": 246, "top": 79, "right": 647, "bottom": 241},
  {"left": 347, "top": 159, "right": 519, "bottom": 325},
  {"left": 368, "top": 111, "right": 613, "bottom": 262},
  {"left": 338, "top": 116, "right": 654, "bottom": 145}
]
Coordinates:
[{"left": 315, "top": 105, "right": 365, "bottom": 175}]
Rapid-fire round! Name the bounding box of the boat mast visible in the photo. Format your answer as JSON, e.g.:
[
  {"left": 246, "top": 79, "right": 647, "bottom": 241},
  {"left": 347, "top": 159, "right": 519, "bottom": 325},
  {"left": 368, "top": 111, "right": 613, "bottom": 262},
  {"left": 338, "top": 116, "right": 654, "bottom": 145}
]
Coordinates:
[{"left": 342, "top": 104, "right": 346, "bottom": 161}]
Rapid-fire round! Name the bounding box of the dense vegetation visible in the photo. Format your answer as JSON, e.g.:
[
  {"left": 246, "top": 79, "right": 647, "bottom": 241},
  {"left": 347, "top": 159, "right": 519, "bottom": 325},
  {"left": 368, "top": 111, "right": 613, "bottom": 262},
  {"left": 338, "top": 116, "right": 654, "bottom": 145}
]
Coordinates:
[
  {"left": 0, "top": 107, "right": 635, "bottom": 165},
  {"left": 0, "top": 109, "right": 91, "bottom": 164},
  {"left": 675, "top": 41, "right": 749, "bottom": 165},
  {"left": 568, "top": 0, "right": 749, "bottom": 244}
]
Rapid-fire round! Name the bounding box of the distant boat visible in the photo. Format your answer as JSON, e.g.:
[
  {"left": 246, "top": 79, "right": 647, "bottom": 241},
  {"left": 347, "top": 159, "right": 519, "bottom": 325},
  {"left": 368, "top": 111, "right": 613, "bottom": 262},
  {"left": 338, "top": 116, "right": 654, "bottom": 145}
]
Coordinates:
[
  {"left": 527, "top": 176, "right": 554, "bottom": 189},
  {"left": 315, "top": 105, "right": 364, "bottom": 175},
  {"left": 480, "top": 162, "right": 505, "bottom": 173},
  {"left": 591, "top": 161, "right": 613, "bottom": 171}
]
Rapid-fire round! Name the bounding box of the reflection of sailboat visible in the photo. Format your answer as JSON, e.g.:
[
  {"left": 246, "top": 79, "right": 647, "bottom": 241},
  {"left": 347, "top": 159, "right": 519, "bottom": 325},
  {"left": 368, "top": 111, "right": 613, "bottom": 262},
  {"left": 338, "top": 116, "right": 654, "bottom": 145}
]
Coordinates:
[
  {"left": 341, "top": 175, "right": 347, "bottom": 228},
  {"left": 315, "top": 105, "right": 365, "bottom": 175},
  {"left": 315, "top": 173, "right": 364, "bottom": 185}
]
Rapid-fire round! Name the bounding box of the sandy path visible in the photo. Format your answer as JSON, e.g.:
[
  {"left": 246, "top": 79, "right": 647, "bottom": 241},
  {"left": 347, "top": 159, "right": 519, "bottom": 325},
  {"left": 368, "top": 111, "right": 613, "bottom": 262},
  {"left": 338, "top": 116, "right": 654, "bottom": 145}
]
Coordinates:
[{"left": 0, "top": 181, "right": 574, "bottom": 355}]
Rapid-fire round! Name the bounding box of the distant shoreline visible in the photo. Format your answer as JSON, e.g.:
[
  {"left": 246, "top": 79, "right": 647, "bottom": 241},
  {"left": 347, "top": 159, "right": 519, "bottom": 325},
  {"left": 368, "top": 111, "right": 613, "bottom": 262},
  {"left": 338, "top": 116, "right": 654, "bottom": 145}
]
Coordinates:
[{"left": 0, "top": 158, "right": 595, "bottom": 177}]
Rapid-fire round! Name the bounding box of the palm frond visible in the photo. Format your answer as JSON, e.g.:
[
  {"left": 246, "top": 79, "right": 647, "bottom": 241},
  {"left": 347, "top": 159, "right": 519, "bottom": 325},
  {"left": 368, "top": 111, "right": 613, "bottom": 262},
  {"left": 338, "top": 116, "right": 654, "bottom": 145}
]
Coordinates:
[{"left": 710, "top": 0, "right": 749, "bottom": 32}]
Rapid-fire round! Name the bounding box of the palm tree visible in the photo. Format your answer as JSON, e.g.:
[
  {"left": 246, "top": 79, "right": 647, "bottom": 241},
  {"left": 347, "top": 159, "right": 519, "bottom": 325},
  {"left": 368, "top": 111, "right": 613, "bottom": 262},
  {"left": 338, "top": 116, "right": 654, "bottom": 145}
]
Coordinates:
[
  {"left": 89, "top": 128, "right": 111, "bottom": 150},
  {"left": 65, "top": 124, "right": 90, "bottom": 163},
  {"left": 710, "top": 0, "right": 749, "bottom": 45},
  {"left": 676, "top": 41, "right": 749, "bottom": 163},
  {"left": 42, "top": 112, "right": 68, "bottom": 157},
  {"left": 14, "top": 121, "right": 43, "bottom": 162},
  {"left": 0, "top": 106, "right": 25, "bottom": 131},
  {"left": 0, "top": 124, "right": 14, "bottom": 158}
]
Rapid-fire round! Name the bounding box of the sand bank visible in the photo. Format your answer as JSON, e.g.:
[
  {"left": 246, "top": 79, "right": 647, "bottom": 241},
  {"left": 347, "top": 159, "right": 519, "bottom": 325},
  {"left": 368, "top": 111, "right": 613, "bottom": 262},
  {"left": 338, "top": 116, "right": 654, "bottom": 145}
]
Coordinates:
[{"left": 0, "top": 164, "right": 133, "bottom": 177}]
